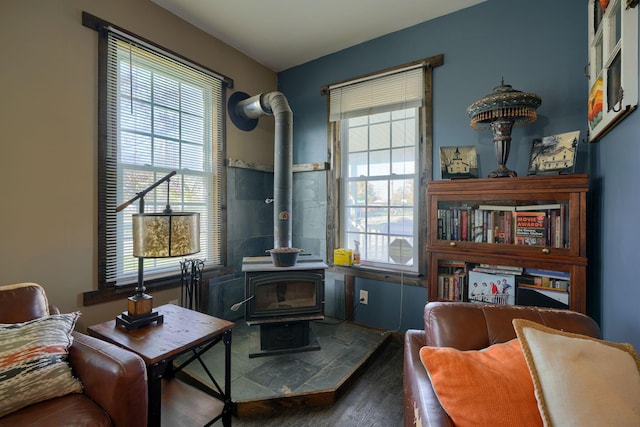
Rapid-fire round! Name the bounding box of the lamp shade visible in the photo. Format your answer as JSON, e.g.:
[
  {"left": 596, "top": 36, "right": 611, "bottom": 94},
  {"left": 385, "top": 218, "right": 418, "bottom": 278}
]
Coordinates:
[
  {"left": 466, "top": 80, "right": 541, "bottom": 178},
  {"left": 132, "top": 212, "right": 200, "bottom": 258},
  {"left": 467, "top": 81, "right": 541, "bottom": 129}
]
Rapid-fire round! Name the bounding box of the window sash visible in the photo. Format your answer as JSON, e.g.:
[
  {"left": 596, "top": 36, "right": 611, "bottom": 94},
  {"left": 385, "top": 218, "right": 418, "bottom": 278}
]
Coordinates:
[
  {"left": 99, "top": 32, "right": 225, "bottom": 287},
  {"left": 340, "top": 109, "right": 419, "bottom": 272}
]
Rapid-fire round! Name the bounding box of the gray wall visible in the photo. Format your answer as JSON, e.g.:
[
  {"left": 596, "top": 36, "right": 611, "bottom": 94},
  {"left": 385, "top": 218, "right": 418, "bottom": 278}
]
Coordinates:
[
  {"left": 226, "top": 167, "right": 327, "bottom": 270},
  {"left": 226, "top": 167, "right": 274, "bottom": 272}
]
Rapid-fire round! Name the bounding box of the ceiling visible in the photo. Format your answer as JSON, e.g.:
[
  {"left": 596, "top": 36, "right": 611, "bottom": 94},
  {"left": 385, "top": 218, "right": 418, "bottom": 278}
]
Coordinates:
[{"left": 151, "top": 0, "right": 485, "bottom": 72}]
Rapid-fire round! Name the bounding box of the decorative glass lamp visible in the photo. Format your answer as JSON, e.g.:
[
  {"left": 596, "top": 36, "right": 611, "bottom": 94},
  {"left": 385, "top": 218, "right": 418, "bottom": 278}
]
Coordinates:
[
  {"left": 115, "top": 170, "right": 200, "bottom": 331},
  {"left": 467, "top": 80, "right": 542, "bottom": 178}
]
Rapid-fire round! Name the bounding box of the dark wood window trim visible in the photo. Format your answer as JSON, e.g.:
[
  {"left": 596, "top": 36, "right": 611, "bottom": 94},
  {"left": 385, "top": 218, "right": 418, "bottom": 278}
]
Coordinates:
[
  {"left": 82, "top": 266, "right": 231, "bottom": 306},
  {"left": 81, "top": 12, "right": 234, "bottom": 88},
  {"left": 325, "top": 54, "right": 443, "bottom": 286},
  {"left": 82, "top": 12, "right": 231, "bottom": 305}
]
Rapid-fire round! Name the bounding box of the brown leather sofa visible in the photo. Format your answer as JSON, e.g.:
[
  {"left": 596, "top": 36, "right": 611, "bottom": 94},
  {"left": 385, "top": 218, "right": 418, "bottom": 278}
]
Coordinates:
[
  {"left": 403, "top": 302, "right": 601, "bottom": 427},
  {"left": 0, "top": 283, "right": 148, "bottom": 427}
]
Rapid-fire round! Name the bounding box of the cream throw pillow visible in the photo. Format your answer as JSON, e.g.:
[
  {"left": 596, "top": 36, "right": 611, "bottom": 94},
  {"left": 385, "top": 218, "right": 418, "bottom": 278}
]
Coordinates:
[{"left": 513, "top": 319, "right": 640, "bottom": 427}]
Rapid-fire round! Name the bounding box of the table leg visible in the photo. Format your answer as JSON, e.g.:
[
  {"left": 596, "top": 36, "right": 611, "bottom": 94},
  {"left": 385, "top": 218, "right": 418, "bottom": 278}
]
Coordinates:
[
  {"left": 147, "top": 360, "right": 168, "bottom": 427},
  {"left": 223, "top": 329, "right": 232, "bottom": 427}
]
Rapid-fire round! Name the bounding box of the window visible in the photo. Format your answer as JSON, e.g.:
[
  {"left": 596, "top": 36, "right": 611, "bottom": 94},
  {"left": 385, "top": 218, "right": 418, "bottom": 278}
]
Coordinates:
[
  {"left": 341, "top": 109, "right": 418, "bottom": 271},
  {"left": 325, "top": 58, "right": 443, "bottom": 273},
  {"left": 587, "top": 0, "right": 638, "bottom": 141},
  {"left": 97, "top": 27, "right": 228, "bottom": 288}
]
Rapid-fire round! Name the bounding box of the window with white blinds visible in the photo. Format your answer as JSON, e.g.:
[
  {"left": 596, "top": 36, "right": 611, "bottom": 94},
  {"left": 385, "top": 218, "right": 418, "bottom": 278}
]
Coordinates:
[
  {"left": 329, "top": 66, "right": 424, "bottom": 121},
  {"left": 329, "top": 65, "right": 424, "bottom": 272},
  {"left": 99, "top": 31, "right": 225, "bottom": 287}
]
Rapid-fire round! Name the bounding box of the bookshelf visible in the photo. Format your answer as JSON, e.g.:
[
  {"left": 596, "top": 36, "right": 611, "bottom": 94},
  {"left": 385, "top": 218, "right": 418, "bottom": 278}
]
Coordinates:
[{"left": 426, "top": 174, "right": 588, "bottom": 313}]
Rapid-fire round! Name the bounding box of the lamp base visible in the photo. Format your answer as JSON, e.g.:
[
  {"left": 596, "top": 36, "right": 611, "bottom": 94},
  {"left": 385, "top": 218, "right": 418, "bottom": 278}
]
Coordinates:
[
  {"left": 116, "top": 311, "right": 164, "bottom": 331},
  {"left": 127, "top": 292, "right": 153, "bottom": 317},
  {"left": 115, "top": 292, "right": 163, "bottom": 331},
  {"left": 488, "top": 165, "right": 518, "bottom": 178}
]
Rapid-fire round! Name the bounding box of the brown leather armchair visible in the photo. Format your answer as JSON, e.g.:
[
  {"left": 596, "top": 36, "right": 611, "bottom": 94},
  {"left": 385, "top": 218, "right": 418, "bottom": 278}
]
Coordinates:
[
  {"left": 0, "top": 283, "right": 148, "bottom": 427},
  {"left": 402, "top": 302, "right": 601, "bottom": 427}
]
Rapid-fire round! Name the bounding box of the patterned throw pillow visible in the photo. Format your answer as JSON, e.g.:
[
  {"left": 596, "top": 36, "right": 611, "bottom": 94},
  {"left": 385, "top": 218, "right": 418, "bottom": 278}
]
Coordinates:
[{"left": 0, "top": 312, "right": 83, "bottom": 417}]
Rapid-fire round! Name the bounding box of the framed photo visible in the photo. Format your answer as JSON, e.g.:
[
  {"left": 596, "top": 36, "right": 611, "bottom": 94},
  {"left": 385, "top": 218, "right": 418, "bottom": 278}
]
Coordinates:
[
  {"left": 527, "top": 131, "right": 579, "bottom": 176},
  {"left": 440, "top": 145, "right": 478, "bottom": 179}
]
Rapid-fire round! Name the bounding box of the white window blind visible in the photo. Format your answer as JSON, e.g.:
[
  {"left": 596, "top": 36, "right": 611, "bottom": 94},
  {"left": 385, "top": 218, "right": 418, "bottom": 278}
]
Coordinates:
[
  {"left": 329, "top": 66, "right": 424, "bottom": 121},
  {"left": 101, "top": 32, "right": 224, "bottom": 286},
  {"left": 330, "top": 64, "right": 425, "bottom": 272}
]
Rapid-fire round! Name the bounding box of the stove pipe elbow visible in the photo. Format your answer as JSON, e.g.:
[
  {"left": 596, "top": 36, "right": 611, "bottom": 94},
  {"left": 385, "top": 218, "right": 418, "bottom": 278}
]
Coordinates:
[{"left": 228, "top": 91, "right": 293, "bottom": 249}]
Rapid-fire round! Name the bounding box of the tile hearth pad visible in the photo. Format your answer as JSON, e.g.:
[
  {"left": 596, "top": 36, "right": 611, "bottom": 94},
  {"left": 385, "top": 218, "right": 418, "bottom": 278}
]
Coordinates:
[{"left": 176, "top": 318, "right": 389, "bottom": 414}]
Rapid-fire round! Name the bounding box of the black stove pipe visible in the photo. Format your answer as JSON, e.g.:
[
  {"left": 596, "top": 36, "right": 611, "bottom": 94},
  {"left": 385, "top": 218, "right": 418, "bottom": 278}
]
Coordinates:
[{"left": 228, "top": 91, "right": 293, "bottom": 249}]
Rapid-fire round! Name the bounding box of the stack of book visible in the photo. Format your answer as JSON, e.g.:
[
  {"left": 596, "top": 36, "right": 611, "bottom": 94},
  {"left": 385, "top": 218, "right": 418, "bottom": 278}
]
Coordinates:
[
  {"left": 436, "top": 203, "right": 567, "bottom": 247},
  {"left": 436, "top": 260, "right": 468, "bottom": 301},
  {"left": 435, "top": 262, "right": 570, "bottom": 309}
]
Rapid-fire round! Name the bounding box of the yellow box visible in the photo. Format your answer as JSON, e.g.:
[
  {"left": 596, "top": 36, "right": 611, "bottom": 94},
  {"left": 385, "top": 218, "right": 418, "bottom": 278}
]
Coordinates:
[{"left": 333, "top": 249, "right": 353, "bottom": 266}]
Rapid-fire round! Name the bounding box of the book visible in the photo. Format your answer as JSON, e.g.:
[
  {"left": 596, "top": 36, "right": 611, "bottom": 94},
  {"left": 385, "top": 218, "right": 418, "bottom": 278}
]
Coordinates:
[
  {"left": 468, "top": 270, "right": 515, "bottom": 305},
  {"left": 478, "top": 204, "right": 516, "bottom": 211},
  {"left": 438, "top": 274, "right": 452, "bottom": 299},
  {"left": 493, "top": 210, "right": 512, "bottom": 244},
  {"left": 438, "top": 260, "right": 466, "bottom": 275},
  {"left": 523, "top": 268, "right": 570, "bottom": 280},
  {"left": 514, "top": 211, "right": 546, "bottom": 246},
  {"left": 438, "top": 273, "right": 465, "bottom": 301},
  {"left": 437, "top": 261, "right": 468, "bottom": 300},
  {"left": 486, "top": 210, "right": 494, "bottom": 243},
  {"left": 474, "top": 264, "right": 523, "bottom": 275},
  {"left": 460, "top": 208, "right": 468, "bottom": 241},
  {"left": 473, "top": 209, "right": 484, "bottom": 242},
  {"left": 515, "top": 203, "right": 562, "bottom": 211}
]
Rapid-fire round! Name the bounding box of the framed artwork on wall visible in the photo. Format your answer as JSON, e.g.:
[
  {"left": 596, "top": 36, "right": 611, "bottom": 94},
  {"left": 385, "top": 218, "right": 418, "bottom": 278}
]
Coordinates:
[
  {"left": 528, "top": 131, "right": 580, "bottom": 175},
  {"left": 440, "top": 146, "right": 478, "bottom": 179},
  {"left": 587, "top": 0, "right": 638, "bottom": 142}
]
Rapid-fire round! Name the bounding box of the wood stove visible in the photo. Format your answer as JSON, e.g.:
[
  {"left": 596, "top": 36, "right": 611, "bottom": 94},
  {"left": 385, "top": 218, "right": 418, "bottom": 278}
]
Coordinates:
[{"left": 242, "top": 254, "right": 327, "bottom": 357}]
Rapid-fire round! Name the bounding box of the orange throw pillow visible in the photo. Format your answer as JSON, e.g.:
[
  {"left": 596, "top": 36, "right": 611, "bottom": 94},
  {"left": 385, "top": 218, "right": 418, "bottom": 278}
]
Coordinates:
[{"left": 419, "top": 339, "right": 542, "bottom": 427}]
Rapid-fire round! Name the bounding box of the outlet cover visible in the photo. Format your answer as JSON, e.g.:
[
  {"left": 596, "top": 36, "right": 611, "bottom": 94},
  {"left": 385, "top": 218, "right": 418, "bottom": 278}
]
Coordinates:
[{"left": 359, "top": 289, "right": 368, "bottom": 305}]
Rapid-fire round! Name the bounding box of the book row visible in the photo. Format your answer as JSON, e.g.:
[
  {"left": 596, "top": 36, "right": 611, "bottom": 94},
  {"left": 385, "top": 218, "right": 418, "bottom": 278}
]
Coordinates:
[
  {"left": 436, "top": 203, "right": 568, "bottom": 248},
  {"left": 436, "top": 262, "right": 569, "bottom": 309}
]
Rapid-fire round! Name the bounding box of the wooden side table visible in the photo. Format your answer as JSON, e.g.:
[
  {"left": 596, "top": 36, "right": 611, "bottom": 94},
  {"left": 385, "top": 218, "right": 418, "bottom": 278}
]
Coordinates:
[{"left": 88, "top": 304, "right": 234, "bottom": 427}]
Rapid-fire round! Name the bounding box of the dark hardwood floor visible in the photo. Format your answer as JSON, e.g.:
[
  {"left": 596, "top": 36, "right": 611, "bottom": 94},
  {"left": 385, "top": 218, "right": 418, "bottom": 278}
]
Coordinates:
[{"left": 162, "top": 333, "right": 405, "bottom": 427}]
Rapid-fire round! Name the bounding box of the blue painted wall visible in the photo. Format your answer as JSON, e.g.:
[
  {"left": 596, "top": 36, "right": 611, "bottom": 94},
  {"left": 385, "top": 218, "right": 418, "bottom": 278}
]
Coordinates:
[
  {"left": 272, "top": 0, "right": 640, "bottom": 346},
  {"left": 593, "top": 95, "right": 640, "bottom": 346},
  {"left": 280, "top": 0, "right": 590, "bottom": 174},
  {"left": 353, "top": 278, "right": 428, "bottom": 332}
]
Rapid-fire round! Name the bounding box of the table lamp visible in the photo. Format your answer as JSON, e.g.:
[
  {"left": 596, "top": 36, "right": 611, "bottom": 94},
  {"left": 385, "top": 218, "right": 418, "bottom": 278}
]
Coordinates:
[
  {"left": 115, "top": 170, "right": 200, "bottom": 330},
  {"left": 467, "top": 79, "right": 541, "bottom": 178}
]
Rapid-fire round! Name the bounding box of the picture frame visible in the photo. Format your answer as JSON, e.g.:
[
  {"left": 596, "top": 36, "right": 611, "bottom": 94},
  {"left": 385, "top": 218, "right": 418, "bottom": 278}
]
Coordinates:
[
  {"left": 527, "top": 131, "right": 579, "bottom": 176},
  {"left": 587, "top": 0, "right": 638, "bottom": 142},
  {"left": 440, "top": 145, "right": 478, "bottom": 179}
]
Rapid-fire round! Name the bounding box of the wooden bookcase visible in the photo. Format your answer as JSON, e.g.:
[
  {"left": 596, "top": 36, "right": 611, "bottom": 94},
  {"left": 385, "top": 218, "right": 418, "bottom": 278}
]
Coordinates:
[{"left": 426, "top": 174, "right": 589, "bottom": 313}]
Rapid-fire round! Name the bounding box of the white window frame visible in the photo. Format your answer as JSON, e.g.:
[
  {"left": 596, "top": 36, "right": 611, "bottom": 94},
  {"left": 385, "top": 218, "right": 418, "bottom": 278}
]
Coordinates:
[
  {"left": 587, "top": 0, "right": 638, "bottom": 142},
  {"left": 340, "top": 109, "right": 420, "bottom": 272}
]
